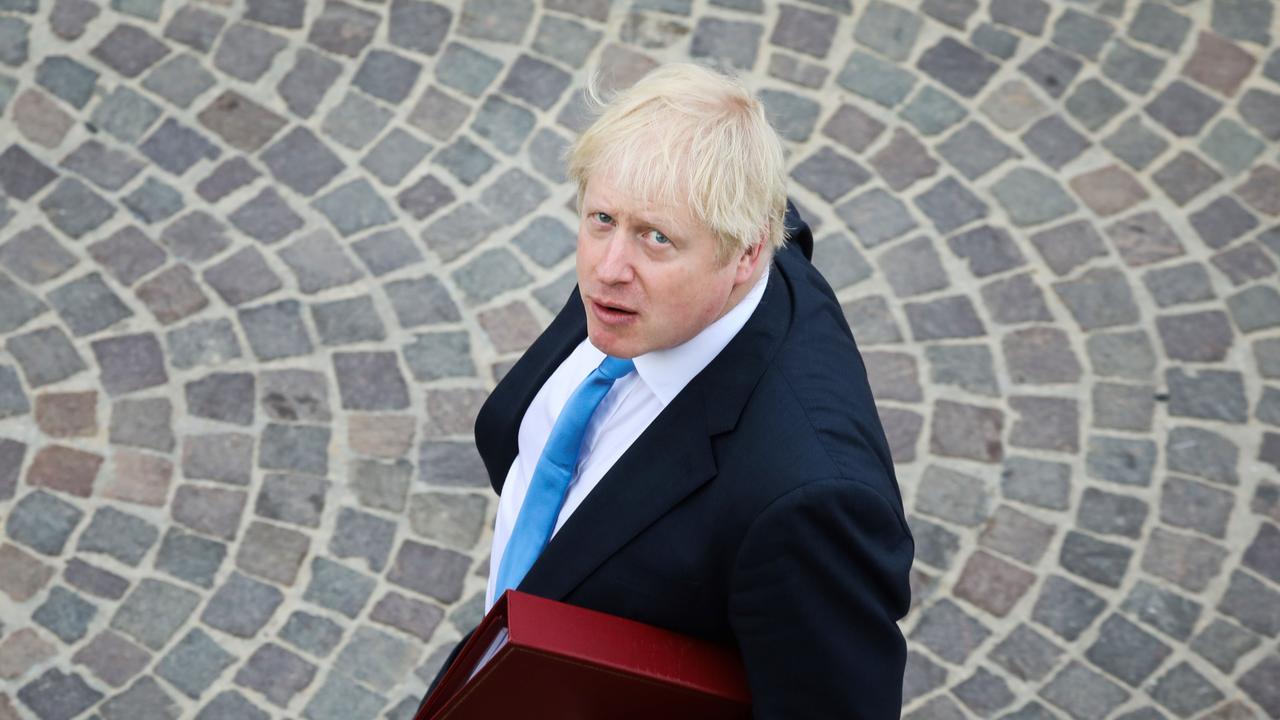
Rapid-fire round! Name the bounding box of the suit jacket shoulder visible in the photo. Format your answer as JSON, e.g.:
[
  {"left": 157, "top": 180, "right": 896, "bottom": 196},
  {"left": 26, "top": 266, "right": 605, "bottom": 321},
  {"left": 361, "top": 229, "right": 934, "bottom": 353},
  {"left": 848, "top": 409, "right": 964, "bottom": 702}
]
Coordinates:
[{"left": 713, "top": 242, "right": 908, "bottom": 534}]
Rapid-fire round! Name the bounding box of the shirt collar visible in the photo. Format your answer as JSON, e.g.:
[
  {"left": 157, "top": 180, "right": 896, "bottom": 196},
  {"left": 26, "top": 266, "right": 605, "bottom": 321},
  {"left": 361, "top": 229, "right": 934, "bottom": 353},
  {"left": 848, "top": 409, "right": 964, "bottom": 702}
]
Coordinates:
[{"left": 586, "top": 266, "right": 770, "bottom": 406}]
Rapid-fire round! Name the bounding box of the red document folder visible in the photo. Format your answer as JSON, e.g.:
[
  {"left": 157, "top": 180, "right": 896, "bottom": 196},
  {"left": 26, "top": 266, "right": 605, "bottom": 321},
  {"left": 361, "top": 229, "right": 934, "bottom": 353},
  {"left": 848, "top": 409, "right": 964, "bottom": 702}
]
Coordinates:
[{"left": 415, "top": 590, "right": 752, "bottom": 719}]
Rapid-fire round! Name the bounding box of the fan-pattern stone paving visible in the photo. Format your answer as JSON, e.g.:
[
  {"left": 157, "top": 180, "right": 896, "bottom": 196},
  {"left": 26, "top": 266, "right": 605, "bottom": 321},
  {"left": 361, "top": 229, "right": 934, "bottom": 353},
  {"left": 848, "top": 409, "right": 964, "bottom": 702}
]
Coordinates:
[{"left": 0, "top": 0, "right": 1278, "bottom": 718}]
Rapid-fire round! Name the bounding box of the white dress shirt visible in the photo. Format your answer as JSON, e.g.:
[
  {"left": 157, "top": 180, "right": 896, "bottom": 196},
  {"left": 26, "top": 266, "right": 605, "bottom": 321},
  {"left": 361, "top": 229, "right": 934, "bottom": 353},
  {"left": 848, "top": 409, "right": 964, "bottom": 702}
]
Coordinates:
[{"left": 485, "top": 268, "right": 770, "bottom": 610}]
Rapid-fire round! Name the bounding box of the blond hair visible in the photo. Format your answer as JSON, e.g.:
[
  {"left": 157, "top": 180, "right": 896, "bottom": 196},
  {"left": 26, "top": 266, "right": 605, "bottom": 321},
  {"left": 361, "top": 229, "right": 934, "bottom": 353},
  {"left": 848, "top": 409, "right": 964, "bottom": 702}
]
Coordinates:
[{"left": 566, "top": 62, "right": 788, "bottom": 264}]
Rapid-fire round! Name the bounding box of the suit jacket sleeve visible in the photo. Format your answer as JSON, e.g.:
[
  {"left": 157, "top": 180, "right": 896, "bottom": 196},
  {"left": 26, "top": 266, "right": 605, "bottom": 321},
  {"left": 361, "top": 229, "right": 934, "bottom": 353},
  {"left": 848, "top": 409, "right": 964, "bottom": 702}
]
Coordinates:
[{"left": 729, "top": 478, "right": 913, "bottom": 719}]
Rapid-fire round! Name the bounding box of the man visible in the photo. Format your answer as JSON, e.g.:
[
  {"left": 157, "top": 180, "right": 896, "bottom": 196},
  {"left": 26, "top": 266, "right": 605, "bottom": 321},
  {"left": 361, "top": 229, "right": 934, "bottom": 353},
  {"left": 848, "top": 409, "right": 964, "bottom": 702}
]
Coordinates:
[{"left": 432, "top": 63, "right": 912, "bottom": 718}]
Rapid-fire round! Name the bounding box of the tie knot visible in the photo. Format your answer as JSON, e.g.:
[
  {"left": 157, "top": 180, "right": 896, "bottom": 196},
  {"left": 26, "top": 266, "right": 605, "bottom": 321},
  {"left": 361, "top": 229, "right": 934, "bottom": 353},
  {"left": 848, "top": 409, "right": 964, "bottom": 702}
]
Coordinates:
[{"left": 597, "top": 356, "right": 635, "bottom": 380}]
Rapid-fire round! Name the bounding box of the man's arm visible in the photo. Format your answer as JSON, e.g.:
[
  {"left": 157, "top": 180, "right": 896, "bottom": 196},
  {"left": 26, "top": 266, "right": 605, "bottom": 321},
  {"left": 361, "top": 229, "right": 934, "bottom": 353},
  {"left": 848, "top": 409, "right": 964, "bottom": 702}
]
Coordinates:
[{"left": 729, "top": 478, "right": 913, "bottom": 719}]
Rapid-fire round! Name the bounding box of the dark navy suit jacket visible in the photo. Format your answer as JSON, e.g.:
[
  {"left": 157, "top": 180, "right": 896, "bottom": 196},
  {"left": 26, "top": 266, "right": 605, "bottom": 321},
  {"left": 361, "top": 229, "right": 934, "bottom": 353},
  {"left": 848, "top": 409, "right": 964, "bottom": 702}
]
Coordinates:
[{"left": 432, "top": 205, "right": 913, "bottom": 719}]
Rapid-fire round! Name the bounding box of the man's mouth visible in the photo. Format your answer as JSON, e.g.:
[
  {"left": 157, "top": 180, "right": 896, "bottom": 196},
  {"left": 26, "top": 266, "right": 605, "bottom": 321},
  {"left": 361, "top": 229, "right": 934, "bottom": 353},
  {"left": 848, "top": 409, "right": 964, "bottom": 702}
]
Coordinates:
[
  {"left": 589, "top": 298, "right": 639, "bottom": 325},
  {"left": 594, "top": 299, "right": 636, "bottom": 313}
]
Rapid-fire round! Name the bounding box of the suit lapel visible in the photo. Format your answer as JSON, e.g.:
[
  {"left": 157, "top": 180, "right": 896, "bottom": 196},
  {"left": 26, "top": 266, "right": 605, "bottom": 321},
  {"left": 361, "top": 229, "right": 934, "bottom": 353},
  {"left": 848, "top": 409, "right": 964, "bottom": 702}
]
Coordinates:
[
  {"left": 519, "top": 260, "right": 794, "bottom": 601},
  {"left": 518, "top": 384, "right": 717, "bottom": 601}
]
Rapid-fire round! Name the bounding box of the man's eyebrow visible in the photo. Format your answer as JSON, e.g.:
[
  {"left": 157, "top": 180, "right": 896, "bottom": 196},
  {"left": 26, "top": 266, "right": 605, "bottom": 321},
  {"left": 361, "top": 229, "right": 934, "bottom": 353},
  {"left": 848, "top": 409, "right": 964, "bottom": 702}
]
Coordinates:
[{"left": 582, "top": 189, "right": 683, "bottom": 230}]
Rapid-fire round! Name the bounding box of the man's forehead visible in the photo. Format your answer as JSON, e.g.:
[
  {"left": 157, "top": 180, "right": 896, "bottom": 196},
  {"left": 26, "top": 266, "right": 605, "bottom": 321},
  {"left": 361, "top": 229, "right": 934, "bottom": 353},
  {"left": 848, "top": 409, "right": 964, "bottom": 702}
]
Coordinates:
[{"left": 583, "top": 170, "right": 697, "bottom": 232}]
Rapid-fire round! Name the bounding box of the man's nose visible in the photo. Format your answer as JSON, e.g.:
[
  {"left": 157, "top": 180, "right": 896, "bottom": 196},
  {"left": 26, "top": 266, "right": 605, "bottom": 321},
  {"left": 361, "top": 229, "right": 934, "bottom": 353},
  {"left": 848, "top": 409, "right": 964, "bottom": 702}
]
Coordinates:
[{"left": 594, "top": 234, "right": 634, "bottom": 284}]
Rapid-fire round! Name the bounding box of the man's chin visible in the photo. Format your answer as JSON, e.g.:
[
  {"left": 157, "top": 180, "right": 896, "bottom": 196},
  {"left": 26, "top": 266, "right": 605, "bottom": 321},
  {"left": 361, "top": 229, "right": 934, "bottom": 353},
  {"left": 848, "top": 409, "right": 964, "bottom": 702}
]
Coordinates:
[{"left": 585, "top": 325, "right": 643, "bottom": 360}]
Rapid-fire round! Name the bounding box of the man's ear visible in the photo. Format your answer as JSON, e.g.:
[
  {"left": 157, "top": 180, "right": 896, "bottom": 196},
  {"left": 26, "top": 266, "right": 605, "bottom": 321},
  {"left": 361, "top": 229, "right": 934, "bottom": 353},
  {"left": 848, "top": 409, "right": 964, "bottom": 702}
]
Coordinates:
[{"left": 734, "top": 239, "right": 766, "bottom": 284}]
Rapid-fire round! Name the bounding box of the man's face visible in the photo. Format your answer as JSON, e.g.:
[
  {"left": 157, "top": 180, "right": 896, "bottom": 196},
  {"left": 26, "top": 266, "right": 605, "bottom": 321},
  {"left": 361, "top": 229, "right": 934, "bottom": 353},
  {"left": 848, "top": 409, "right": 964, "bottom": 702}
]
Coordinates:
[{"left": 575, "top": 169, "right": 764, "bottom": 359}]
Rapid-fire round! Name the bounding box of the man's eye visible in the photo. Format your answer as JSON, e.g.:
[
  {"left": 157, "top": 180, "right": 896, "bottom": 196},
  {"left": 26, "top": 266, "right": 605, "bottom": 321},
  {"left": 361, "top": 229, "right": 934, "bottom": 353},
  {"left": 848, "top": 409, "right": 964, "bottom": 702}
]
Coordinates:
[
  {"left": 647, "top": 230, "right": 671, "bottom": 245},
  {"left": 593, "top": 212, "right": 612, "bottom": 224}
]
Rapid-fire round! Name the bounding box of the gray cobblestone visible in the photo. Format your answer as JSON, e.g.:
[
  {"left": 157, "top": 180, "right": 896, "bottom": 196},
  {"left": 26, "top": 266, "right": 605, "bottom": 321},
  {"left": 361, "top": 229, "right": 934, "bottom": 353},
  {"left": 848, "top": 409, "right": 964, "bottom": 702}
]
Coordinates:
[
  {"left": 0, "top": 227, "right": 76, "bottom": 285},
  {"left": 123, "top": 178, "right": 185, "bottom": 224},
  {"left": 156, "top": 629, "right": 235, "bottom": 699},
  {"left": 989, "top": 624, "right": 1061, "bottom": 682},
  {"left": 1019, "top": 46, "right": 1081, "bottom": 100},
  {"left": 234, "top": 642, "right": 317, "bottom": 708},
  {"left": 171, "top": 484, "right": 246, "bottom": 540},
  {"left": 822, "top": 102, "right": 885, "bottom": 153},
  {"left": 986, "top": 268, "right": 1048, "bottom": 319},
  {"left": 308, "top": 1, "right": 379, "bottom": 58},
  {"left": 836, "top": 189, "right": 918, "bottom": 247},
  {"left": 479, "top": 168, "right": 551, "bottom": 225},
  {"left": 72, "top": 630, "right": 150, "bottom": 689},
  {"left": 304, "top": 556, "right": 375, "bottom": 618},
  {"left": 1040, "top": 660, "right": 1130, "bottom": 720},
  {"left": 196, "top": 691, "right": 270, "bottom": 720},
  {"left": 42, "top": 178, "right": 118, "bottom": 240},
  {"left": 1239, "top": 655, "right": 1280, "bottom": 717},
  {"left": 351, "top": 459, "right": 413, "bottom": 513},
  {"left": 838, "top": 50, "right": 916, "bottom": 109},
  {"left": 303, "top": 671, "right": 387, "bottom": 720},
  {"left": 15, "top": 89, "right": 75, "bottom": 149},
  {"left": 33, "top": 585, "right": 96, "bottom": 643},
  {"left": 1240, "top": 89, "right": 1280, "bottom": 141},
  {"left": 154, "top": 528, "right": 225, "bottom": 588},
  {"left": 910, "top": 598, "right": 990, "bottom": 664},
  {"left": 7, "top": 489, "right": 83, "bottom": 556},
  {"left": 330, "top": 508, "right": 396, "bottom": 572},
  {"left": 0, "top": 145, "right": 56, "bottom": 201},
  {"left": 1151, "top": 661, "right": 1224, "bottom": 717},
  {"left": 63, "top": 559, "right": 127, "bottom": 600},
  {"left": 111, "top": 578, "right": 200, "bottom": 650},
  {"left": 279, "top": 611, "right": 344, "bottom": 658},
  {"left": 262, "top": 128, "right": 344, "bottom": 197},
  {"left": 16, "top": 669, "right": 103, "bottom": 720},
  {"left": 1060, "top": 530, "right": 1133, "bottom": 588},
  {"left": 202, "top": 571, "right": 284, "bottom": 638},
  {"left": 278, "top": 49, "right": 341, "bottom": 119},
  {"left": 878, "top": 237, "right": 948, "bottom": 298},
  {"left": 99, "top": 671, "right": 181, "bottom": 717},
  {"left": 1191, "top": 618, "right": 1260, "bottom": 673},
  {"left": 163, "top": 5, "right": 224, "bottom": 53}
]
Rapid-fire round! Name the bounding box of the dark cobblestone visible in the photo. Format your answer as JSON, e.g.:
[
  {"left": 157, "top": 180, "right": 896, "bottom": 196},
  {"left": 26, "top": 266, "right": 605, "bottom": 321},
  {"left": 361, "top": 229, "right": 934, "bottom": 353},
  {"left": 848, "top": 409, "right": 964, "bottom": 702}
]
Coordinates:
[
  {"left": 1059, "top": 530, "right": 1133, "bottom": 588},
  {"left": 919, "top": 38, "right": 998, "bottom": 98}
]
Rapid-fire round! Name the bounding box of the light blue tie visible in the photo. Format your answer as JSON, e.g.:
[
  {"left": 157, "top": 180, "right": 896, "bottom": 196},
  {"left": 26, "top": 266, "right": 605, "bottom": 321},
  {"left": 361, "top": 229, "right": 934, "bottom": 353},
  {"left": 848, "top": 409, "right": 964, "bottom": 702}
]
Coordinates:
[{"left": 495, "top": 355, "right": 636, "bottom": 596}]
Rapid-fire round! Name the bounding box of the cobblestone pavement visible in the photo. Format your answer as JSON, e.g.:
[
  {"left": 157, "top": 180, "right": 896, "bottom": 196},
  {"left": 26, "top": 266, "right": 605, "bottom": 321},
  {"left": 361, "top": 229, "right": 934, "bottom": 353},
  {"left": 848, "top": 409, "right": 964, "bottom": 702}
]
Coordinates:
[{"left": 0, "top": 0, "right": 1278, "bottom": 718}]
